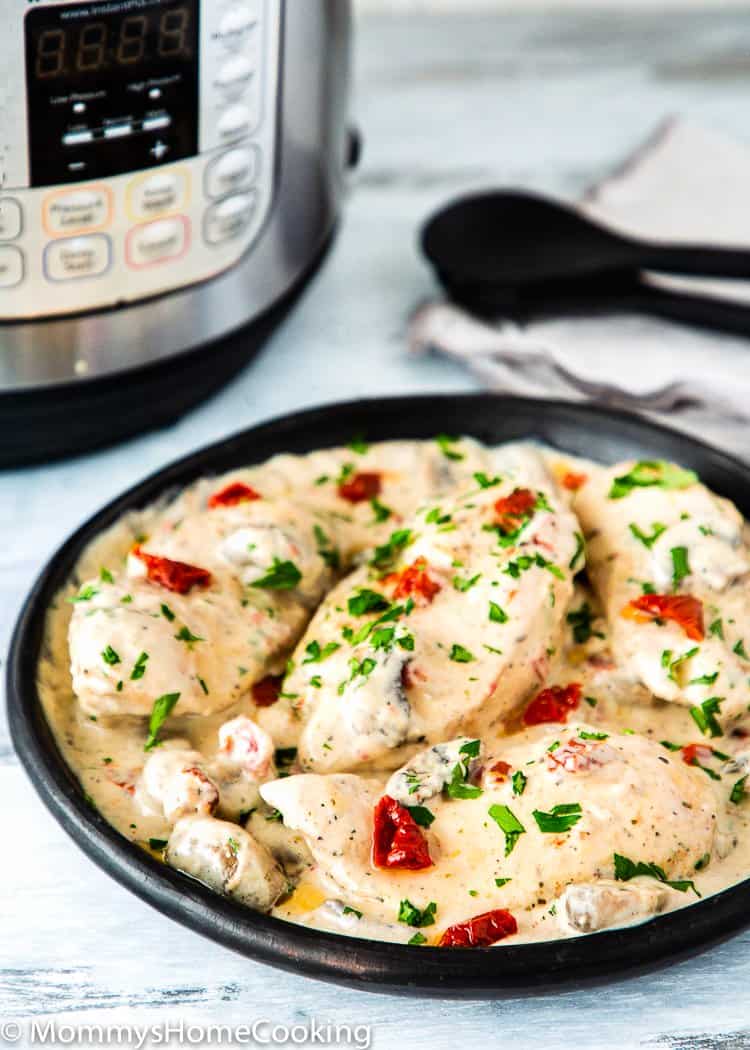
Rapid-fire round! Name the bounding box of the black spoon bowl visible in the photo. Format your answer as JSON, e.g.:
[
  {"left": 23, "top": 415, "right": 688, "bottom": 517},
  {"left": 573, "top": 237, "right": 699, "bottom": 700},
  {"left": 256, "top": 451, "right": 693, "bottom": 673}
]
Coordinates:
[{"left": 422, "top": 190, "right": 750, "bottom": 287}]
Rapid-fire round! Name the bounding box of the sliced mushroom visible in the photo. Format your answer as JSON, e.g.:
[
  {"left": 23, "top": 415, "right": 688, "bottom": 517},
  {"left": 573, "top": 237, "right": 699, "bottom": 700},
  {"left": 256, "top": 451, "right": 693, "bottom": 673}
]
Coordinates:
[
  {"left": 166, "top": 815, "right": 286, "bottom": 911},
  {"left": 558, "top": 879, "right": 668, "bottom": 934},
  {"left": 386, "top": 737, "right": 481, "bottom": 805}
]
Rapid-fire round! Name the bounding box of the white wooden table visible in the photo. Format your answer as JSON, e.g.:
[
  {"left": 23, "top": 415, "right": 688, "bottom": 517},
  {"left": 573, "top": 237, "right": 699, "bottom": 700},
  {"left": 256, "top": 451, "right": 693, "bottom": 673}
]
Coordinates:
[{"left": 3, "top": 11, "right": 750, "bottom": 1049}]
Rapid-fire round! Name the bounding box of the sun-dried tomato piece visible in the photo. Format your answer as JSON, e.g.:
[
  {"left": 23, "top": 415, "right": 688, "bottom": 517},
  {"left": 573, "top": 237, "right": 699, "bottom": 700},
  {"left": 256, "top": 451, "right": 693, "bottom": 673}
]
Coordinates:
[
  {"left": 621, "top": 594, "right": 704, "bottom": 641},
  {"left": 338, "top": 471, "right": 382, "bottom": 503},
  {"left": 372, "top": 795, "right": 433, "bottom": 871},
  {"left": 493, "top": 488, "right": 537, "bottom": 535},
  {"left": 208, "top": 482, "right": 262, "bottom": 508},
  {"left": 562, "top": 471, "right": 588, "bottom": 491},
  {"left": 681, "top": 743, "right": 715, "bottom": 767},
  {"left": 132, "top": 546, "right": 212, "bottom": 594},
  {"left": 522, "top": 683, "right": 582, "bottom": 726},
  {"left": 386, "top": 557, "right": 441, "bottom": 604},
  {"left": 488, "top": 759, "right": 512, "bottom": 782},
  {"left": 251, "top": 675, "right": 284, "bottom": 707},
  {"left": 439, "top": 909, "right": 518, "bottom": 948}
]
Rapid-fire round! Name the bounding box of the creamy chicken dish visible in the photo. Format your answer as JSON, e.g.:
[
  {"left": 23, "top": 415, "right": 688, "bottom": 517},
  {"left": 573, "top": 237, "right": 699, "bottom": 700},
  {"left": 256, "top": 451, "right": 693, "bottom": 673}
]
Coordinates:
[{"left": 38, "top": 436, "right": 750, "bottom": 949}]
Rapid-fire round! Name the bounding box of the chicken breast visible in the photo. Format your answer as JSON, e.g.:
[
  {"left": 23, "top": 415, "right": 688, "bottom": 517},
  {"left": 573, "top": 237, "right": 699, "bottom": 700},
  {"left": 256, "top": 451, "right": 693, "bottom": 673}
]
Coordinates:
[
  {"left": 261, "top": 723, "right": 716, "bottom": 936},
  {"left": 69, "top": 496, "right": 336, "bottom": 719},
  {"left": 574, "top": 459, "right": 750, "bottom": 727},
  {"left": 265, "top": 458, "right": 581, "bottom": 771}
]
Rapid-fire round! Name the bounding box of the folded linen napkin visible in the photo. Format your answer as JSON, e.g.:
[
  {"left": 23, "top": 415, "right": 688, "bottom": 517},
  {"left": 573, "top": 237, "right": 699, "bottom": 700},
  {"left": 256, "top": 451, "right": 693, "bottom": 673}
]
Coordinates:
[{"left": 410, "top": 118, "right": 750, "bottom": 460}]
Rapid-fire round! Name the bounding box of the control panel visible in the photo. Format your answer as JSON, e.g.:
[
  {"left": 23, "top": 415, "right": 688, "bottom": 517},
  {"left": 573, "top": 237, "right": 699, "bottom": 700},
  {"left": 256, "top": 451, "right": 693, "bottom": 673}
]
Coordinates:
[{"left": 0, "top": 0, "right": 280, "bottom": 319}]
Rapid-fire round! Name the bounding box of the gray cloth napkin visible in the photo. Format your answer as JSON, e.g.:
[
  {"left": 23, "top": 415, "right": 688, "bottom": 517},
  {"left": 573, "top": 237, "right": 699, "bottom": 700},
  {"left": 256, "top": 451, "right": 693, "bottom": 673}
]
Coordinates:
[{"left": 409, "top": 118, "right": 750, "bottom": 460}]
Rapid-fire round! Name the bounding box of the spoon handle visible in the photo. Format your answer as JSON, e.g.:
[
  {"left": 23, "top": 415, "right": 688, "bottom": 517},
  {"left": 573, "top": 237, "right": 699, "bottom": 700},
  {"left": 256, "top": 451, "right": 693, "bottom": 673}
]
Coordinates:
[
  {"left": 635, "top": 241, "right": 750, "bottom": 281},
  {"left": 443, "top": 271, "right": 750, "bottom": 339}
]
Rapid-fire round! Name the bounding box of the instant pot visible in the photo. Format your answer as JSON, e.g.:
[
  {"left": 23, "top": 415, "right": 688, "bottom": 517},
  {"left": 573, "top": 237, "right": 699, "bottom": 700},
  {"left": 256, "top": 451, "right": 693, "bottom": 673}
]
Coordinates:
[{"left": 0, "top": 0, "right": 354, "bottom": 465}]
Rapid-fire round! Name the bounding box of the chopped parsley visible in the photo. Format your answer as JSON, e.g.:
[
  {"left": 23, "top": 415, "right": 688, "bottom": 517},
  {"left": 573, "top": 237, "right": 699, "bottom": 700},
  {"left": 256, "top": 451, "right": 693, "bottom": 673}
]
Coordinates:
[
  {"left": 579, "top": 730, "right": 609, "bottom": 741},
  {"left": 348, "top": 434, "right": 369, "bottom": 454},
  {"left": 408, "top": 932, "right": 427, "bottom": 946},
  {"left": 511, "top": 770, "right": 527, "bottom": 796},
  {"left": 436, "top": 434, "right": 464, "bottom": 461},
  {"left": 370, "top": 498, "right": 393, "bottom": 524},
  {"left": 174, "top": 626, "right": 203, "bottom": 646},
  {"left": 101, "top": 645, "right": 121, "bottom": 667},
  {"left": 314, "top": 524, "right": 340, "bottom": 571},
  {"left": 734, "top": 639, "right": 749, "bottom": 660},
  {"left": 688, "top": 671, "right": 718, "bottom": 686},
  {"left": 570, "top": 532, "right": 585, "bottom": 571},
  {"left": 398, "top": 899, "right": 437, "bottom": 928},
  {"left": 608, "top": 460, "right": 698, "bottom": 500},
  {"left": 566, "top": 602, "right": 603, "bottom": 645},
  {"left": 694, "top": 853, "right": 711, "bottom": 871},
  {"left": 690, "top": 697, "right": 723, "bottom": 738},
  {"left": 661, "top": 647, "right": 699, "bottom": 683},
  {"left": 67, "top": 584, "right": 99, "bottom": 604},
  {"left": 503, "top": 552, "right": 564, "bottom": 581},
  {"left": 489, "top": 601, "right": 509, "bottom": 624},
  {"left": 449, "top": 643, "right": 475, "bottom": 663},
  {"left": 303, "top": 640, "right": 341, "bottom": 664},
  {"left": 474, "top": 472, "right": 501, "bottom": 489},
  {"left": 671, "top": 546, "right": 691, "bottom": 589},
  {"left": 406, "top": 805, "right": 435, "bottom": 827},
  {"left": 370, "top": 529, "right": 413, "bottom": 572},
  {"left": 532, "top": 803, "right": 582, "bottom": 833},
  {"left": 130, "top": 651, "right": 149, "bottom": 681},
  {"left": 144, "top": 692, "right": 181, "bottom": 751},
  {"left": 348, "top": 589, "right": 390, "bottom": 616},
  {"left": 251, "top": 558, "right": 302, "bottom": 591},
  {"left": 629, "top": 522, "right": 667, "bottom": 549},
  {"left": 453, "top": 573, "right": 481, "bottom": 593},
  {"left": 488, "top": 804, "right": 526, "bottom": 856},
  {"left": 730, "top": 775, "right": 748, "bottom": 805},
  {"left": 494, "top": 877, "right": 512, "bottom": 888},
  {"left": 613, "top": 852, "right": 699, "bottom": 896},
  {"left": 160, "top": 603, "right": 176, "bottom": 622},
  {"left": 148, "top": 838, "right": 168, "bottom": 851},
  {"left": 343, "top": 905, "right": 363, "bottom": 919},
  {"left": 100, "top": 568, "right": 115, "bottom": 584},
  {"left": 709, "top": 618, "right": 724, "bottom": 640},
  {"left": 444, "top": 740, "right": 482, "bottom": 800},
  {"left": 198, "top": 677, "right": 209, "bottom": 695}
]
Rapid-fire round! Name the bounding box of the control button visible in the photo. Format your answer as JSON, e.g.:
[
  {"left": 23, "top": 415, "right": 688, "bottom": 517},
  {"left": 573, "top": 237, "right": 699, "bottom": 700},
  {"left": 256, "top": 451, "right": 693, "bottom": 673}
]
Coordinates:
[
  {"left": 217, "top": 103, "right": 253, "bottom": 142},
  {"left": 0, "top": 199, "right": 22, "bottom": 241},
  {"left": 215, "top": 55, "right": 255, "bottom": 94},
  {"left": 0, "top": 246, "right": 24, "bottom": 288},
  {"left": 127, "top": 217, "right": 190, "bottom": 268},
  {"left": 63, "top": 129, "right": 94, "bottom": 146},
  {"left": 104, "top": 123, "right": 132, "bottom": 139},
  {"left": 44, "top": 235, "right": 111, "bottom": 282},
  {"left": 73, "top": 102, "right": 87, "bottom": 114},
  {"left": 204, "top": 193, "right": 256, "bottom": 245},
  {"left": 150, "top": 140, "right": 170, "bottom": 161},
  {"left": 149, "top": 87, "right": 162, "bottom": 100},
  {"left": 43, "top": 186, "right": 112, "bottom": 236},
  {"left": 142, "top": 114, "right": 171, "bottom": 132},
  {"left": 217, "top": 6, "right": 257, "bottom": 43},
  {"left": 205, "top": 146, "right": 259, "bottom": 200},
  {"left": 128, "top": 169, "right": 190, "bottom": 220}
]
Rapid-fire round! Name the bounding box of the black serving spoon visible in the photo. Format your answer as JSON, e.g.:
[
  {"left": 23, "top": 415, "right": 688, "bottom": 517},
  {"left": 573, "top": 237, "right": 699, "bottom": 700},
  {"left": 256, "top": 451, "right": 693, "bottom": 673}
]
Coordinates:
[
  {"left": 422, "top": 190, "right": 750, "bottom": 286},
  {"left": 422, "top": 190, "right": 750, "bottom": 336}
]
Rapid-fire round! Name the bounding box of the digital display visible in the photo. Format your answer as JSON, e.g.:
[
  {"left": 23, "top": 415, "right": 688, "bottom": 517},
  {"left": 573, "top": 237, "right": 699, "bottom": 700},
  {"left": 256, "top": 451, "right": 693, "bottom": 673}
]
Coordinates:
[
  {"left": 25, "top": 1, "right": 200, "bottom": 187},
  {"left": 31, "top": 5, "right": 195, "bottom": 80}
]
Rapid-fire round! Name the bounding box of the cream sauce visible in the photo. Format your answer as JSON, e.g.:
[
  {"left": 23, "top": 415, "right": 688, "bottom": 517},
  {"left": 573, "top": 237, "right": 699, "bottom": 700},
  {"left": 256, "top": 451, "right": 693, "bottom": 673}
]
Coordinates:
[{"left": 37, "top": 439, "right": 750, "bottom": 949}]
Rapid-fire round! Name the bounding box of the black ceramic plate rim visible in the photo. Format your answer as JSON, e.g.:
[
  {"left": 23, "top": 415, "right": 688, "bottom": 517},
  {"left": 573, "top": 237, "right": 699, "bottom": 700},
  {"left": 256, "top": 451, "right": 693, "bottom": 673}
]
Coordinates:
[{"left": 8, "top": 393, "right": 750, "bottom": 998}]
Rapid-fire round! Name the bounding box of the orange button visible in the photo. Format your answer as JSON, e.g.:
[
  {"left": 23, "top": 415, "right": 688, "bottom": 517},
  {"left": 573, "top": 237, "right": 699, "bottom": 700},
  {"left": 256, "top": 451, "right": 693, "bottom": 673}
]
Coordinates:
[{"left": 43, "top": 185, "right": 112, "bottom": 237}]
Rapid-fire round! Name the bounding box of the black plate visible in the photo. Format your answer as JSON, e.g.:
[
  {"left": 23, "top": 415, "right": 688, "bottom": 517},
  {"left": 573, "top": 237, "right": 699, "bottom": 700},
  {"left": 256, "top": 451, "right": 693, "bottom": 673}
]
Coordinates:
[{"left": 8, "top": 394, "right": 750, "bottom": 997}]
